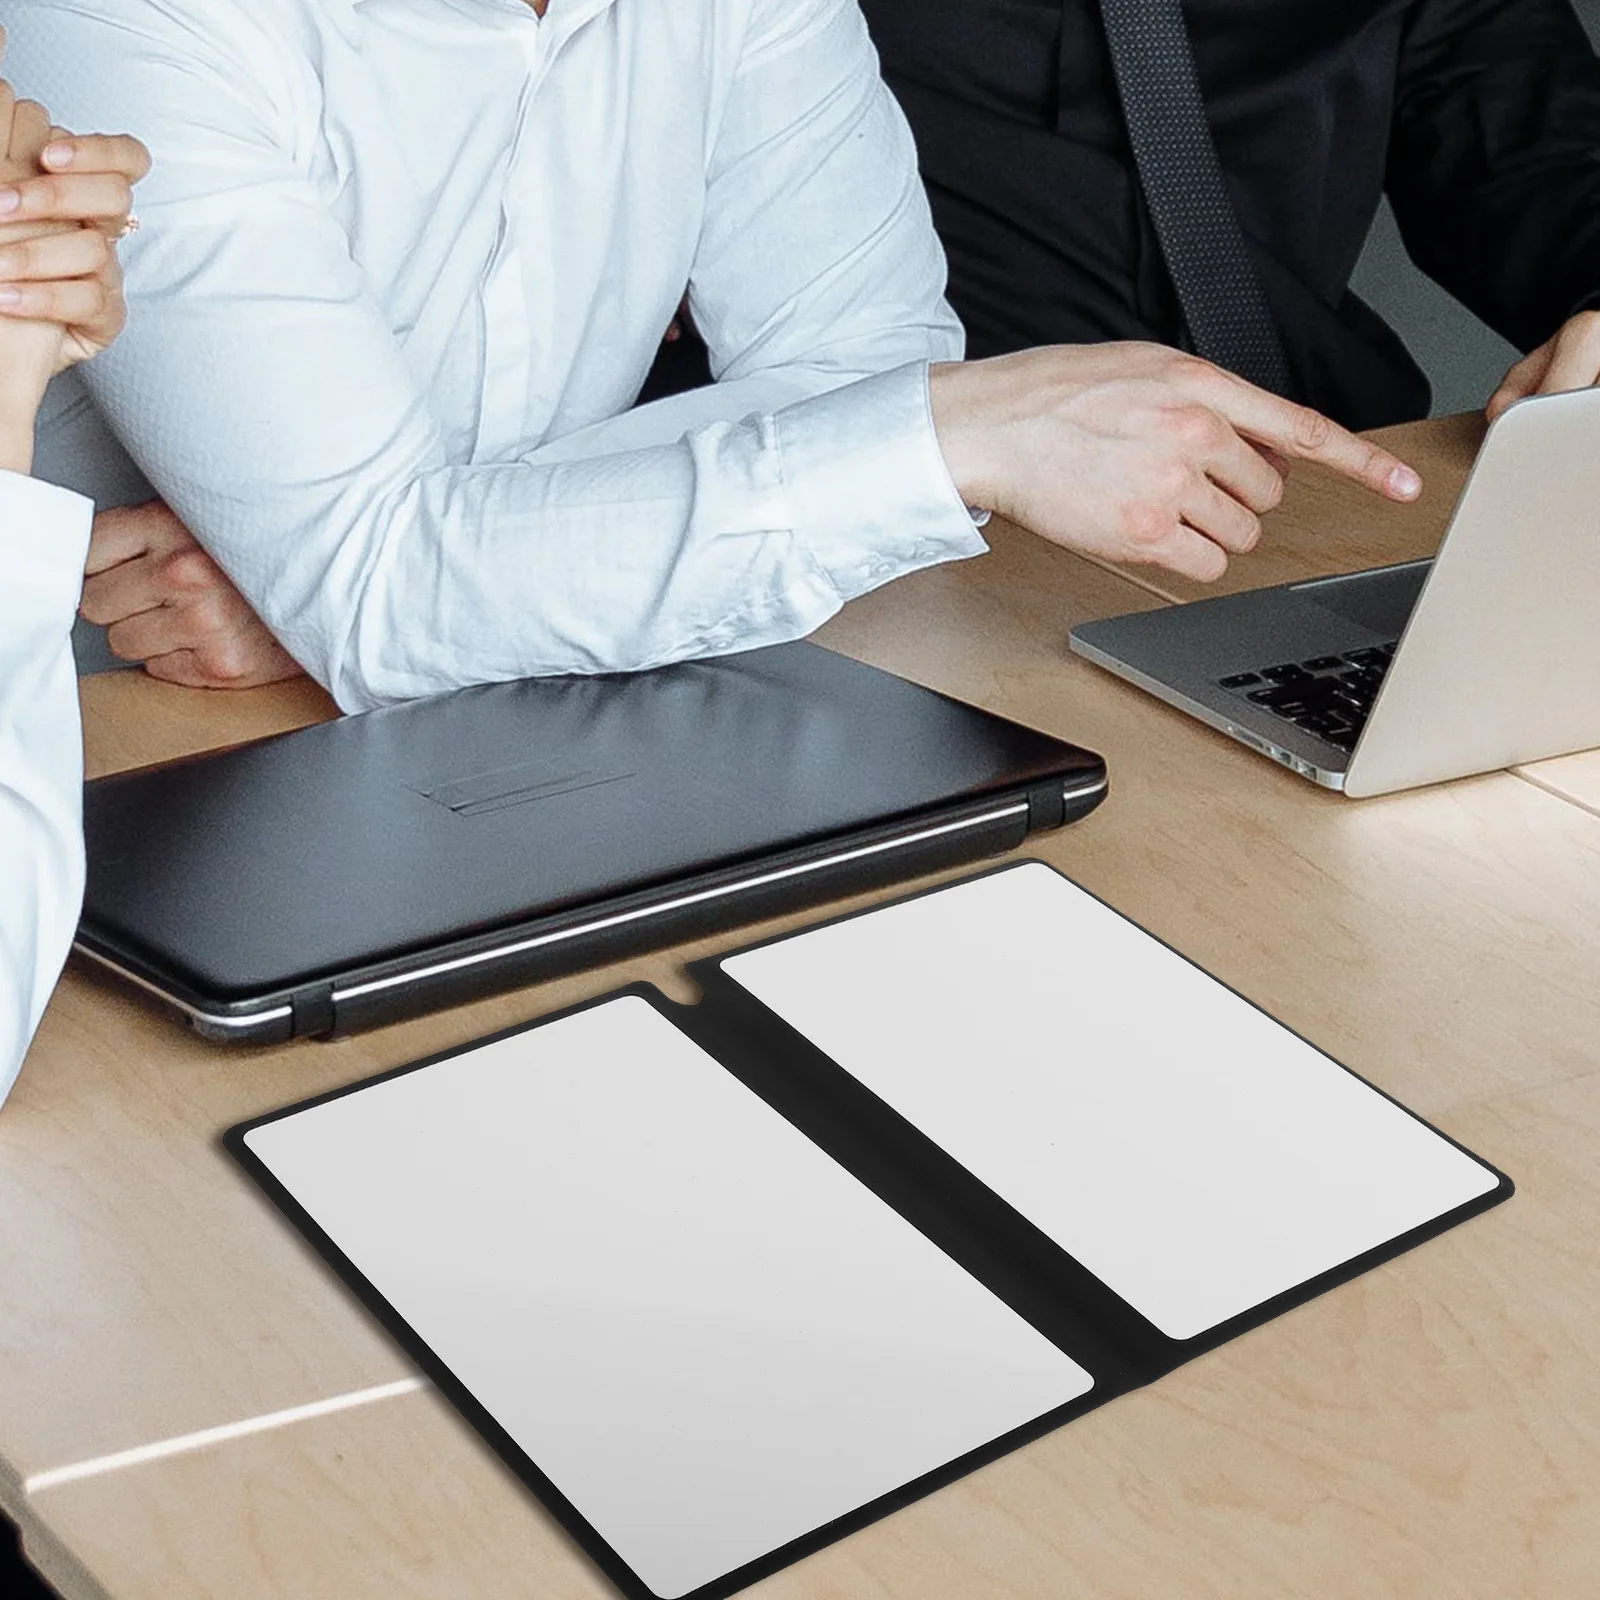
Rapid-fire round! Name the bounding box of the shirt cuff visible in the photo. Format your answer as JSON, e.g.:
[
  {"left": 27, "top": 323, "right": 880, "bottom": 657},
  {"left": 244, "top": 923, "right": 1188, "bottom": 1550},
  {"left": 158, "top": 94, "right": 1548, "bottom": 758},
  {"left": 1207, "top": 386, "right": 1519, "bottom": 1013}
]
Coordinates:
[
  {"left": 0, "top": 470, "right": 94, "bottom": 623},
  {"left": 773, "top": 360, "right": 989, "bottom": 605}
]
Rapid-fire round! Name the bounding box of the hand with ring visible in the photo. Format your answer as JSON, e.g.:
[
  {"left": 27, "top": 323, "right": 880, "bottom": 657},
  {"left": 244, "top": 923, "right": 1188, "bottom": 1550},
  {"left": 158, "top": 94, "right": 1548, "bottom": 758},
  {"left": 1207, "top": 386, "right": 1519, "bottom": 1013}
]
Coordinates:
[{"left": 0, "top": 38, "right": 151, "bottom": 372}]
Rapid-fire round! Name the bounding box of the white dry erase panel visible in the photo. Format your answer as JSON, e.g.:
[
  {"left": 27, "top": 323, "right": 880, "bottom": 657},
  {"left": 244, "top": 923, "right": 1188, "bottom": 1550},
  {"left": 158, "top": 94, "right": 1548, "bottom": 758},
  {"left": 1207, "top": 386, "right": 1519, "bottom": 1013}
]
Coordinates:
[
  {"left": 722, "top": 861, "right": 1500, "bottom": 1341},
  {"left": 240, "top": 995, "right": 1091, "bottom": 1600}
]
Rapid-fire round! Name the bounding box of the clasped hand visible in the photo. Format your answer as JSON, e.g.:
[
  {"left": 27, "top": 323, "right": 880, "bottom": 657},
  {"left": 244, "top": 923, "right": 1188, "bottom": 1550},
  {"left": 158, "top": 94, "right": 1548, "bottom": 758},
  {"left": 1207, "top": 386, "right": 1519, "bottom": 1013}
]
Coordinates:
[
  {"left": 0, "top": 62, "right": 146, "bottom": 383},
  {"left": 0, "top": 32, "right": 148, "bottom": 471}
]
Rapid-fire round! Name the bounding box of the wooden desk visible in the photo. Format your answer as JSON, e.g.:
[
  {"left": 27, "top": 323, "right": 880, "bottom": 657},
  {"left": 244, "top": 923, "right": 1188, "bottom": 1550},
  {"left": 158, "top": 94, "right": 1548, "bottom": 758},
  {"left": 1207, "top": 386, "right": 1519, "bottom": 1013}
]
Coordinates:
[{"left": 5, "top": 418, "right": 1598, "bottom": 1599}]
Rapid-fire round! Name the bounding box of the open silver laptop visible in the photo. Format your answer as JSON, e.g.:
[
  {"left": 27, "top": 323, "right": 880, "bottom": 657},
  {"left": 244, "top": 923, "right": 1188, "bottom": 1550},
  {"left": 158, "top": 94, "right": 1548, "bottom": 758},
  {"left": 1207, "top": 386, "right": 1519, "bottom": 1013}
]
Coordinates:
[{"left": 1068, "top": 386, "right": 1600, "bottom": 797}]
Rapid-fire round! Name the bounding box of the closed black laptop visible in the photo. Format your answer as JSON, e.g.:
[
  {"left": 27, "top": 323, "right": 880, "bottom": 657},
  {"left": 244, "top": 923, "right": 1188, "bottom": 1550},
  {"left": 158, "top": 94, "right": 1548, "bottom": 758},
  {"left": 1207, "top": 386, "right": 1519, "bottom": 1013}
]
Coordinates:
[{"left": 77, "top": 642, "right": 1107, "bottom": 1043}]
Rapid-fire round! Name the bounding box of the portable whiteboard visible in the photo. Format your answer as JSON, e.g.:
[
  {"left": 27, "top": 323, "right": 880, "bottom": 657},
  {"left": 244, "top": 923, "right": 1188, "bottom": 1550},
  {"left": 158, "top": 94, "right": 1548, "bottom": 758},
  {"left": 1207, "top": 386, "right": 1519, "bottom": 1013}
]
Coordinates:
[
  {"left": 720, "top": 863, "right": 1501, "bottom": 1341},
  {"left": 230, "top": 861, "right": 1510, "bottom": 1600}
]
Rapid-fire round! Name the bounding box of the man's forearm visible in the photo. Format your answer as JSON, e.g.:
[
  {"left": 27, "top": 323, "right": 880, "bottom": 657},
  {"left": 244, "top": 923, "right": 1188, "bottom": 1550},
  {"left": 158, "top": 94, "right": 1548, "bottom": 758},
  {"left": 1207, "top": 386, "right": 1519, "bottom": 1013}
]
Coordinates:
[{"left": 306, "top": 361, "right": 985, "bottom": 709}]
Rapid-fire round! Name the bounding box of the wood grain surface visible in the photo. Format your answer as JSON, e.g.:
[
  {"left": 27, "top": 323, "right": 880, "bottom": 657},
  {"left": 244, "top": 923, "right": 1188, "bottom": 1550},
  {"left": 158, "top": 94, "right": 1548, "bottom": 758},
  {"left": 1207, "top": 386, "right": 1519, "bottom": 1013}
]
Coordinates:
[{"left": 5, "top": 416, "right": 1597, "bottom": 1600}]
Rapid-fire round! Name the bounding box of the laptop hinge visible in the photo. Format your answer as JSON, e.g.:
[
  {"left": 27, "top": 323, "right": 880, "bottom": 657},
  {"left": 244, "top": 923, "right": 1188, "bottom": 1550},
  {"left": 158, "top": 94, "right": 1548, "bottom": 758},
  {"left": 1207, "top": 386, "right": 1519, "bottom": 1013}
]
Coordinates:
[
  {"left": 1026, "top": 780, "right": 1067, "bottom": 832},
  {"left": 291, "top": 983, "right": 337, "bottom": 1039}
]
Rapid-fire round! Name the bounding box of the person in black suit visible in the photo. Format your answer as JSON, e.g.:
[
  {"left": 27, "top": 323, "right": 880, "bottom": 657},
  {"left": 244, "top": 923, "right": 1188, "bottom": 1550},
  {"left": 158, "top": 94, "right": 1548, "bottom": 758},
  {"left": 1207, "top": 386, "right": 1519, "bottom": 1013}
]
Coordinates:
[{"left": 860, "top": 0, "right": 1600, "bottom": 430}]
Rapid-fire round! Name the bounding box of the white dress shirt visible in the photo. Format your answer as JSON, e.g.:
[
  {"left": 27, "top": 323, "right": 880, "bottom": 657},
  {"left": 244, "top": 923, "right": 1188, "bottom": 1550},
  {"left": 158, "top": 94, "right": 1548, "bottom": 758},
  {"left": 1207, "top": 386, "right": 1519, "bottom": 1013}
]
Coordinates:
[
  {"left": 0, "top": 472, "right": 92, "bottom": 1103},
  {"left": 7, "top": 0, "right": 986, "bottom": 711}
]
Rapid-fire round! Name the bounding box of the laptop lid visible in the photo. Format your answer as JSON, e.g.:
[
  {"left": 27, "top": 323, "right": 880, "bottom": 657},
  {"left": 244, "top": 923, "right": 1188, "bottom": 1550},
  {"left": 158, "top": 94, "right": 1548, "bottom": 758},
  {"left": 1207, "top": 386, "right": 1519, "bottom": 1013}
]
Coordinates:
[
  {"left": 1345, "top": 386, "right": 1600, "bottom": 796},
  {"left": 78, "top": 642, "right": 1105, "bottom": 1036},
  {"left": 1068, "top": 386, "right": 1600, "bottom": 796}
]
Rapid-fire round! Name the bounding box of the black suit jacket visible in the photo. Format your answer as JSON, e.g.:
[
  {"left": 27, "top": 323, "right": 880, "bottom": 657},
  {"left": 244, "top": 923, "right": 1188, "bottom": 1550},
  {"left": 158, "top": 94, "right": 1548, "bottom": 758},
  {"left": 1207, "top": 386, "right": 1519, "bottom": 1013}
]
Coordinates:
[{"left": 860, "top": 0, "right": 1600, "bottom": 428}]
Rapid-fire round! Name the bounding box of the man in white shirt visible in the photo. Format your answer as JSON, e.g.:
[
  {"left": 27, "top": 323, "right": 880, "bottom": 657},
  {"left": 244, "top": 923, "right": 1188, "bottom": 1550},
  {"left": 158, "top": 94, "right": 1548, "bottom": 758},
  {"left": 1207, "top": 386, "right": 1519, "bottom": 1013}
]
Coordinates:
[
  {"left": 4, "top": 0, "right": 1421, "bottom": 712},
  {"left": 0, "top": 57, "right": 149, "bottom": 1099}
]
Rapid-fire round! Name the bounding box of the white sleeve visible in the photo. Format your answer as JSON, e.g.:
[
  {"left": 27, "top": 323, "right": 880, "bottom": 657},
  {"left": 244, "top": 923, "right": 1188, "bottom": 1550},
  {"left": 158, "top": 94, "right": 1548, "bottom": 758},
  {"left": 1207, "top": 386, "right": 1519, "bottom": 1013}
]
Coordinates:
[
  {"left": 0, "top": 472, "right": 92, "bottom": 1102},
  {"left": 4, "top": 0, "right": 983, "bottom": 713}
]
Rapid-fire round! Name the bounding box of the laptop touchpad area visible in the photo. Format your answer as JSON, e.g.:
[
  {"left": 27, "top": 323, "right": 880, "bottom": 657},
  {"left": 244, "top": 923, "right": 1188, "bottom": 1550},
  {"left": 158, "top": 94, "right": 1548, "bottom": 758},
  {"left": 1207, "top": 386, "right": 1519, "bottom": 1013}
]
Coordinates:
[{"left": 1291, "top": 561, "right": 1430, "bottom": 638}]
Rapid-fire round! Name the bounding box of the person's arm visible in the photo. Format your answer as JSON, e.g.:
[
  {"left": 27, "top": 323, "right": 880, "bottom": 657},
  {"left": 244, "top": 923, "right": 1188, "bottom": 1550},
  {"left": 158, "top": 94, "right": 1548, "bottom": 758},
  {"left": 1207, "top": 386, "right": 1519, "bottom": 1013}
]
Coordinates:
[
  {"left": 1385, "top": 0, "right": 1600, "bottom": 409},
  {"left": 8, "top": 0, "right": 1420, "bottom": 710},
  {"left": 5, "top": 0, "right": 987, "bottom": 709},
  {"left": 0, "top": 80, "right": 81, "bottom": 1090},
  {"left": 0, "top": 54, "right": 142, "bottom": 1097},
  {"left": 0, "top": 466, "right": 92, "bottom": 1095}
]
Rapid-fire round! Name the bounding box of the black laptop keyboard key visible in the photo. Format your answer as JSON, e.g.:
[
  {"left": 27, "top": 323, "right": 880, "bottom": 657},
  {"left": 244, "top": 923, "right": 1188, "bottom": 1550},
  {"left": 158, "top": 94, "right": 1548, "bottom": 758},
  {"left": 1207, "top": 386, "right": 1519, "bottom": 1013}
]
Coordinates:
[
  {"left": 1209, "top": 640, "right": 1401, "bottom": 752},
  {"left": 1216, "top": 638, "right": 1401, "bottom": 753},
  {"left": 1247, "top": 686, "right": 1309, "bottom": 709}
]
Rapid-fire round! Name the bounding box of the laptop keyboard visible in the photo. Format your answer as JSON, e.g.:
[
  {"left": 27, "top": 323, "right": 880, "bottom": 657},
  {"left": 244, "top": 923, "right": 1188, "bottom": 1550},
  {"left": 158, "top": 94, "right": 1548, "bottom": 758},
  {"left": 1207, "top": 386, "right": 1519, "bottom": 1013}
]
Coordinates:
[{"left": 1216, "top": 643, "right": 1398, "bottom": 752}]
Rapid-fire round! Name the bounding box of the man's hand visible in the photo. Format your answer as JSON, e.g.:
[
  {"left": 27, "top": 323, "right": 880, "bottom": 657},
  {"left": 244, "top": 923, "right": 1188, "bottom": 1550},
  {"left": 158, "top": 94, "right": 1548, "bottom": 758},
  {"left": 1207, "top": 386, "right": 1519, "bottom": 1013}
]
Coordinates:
[
  {"left": 1487, "top": 310, "right": 1600, "bottom": 423},
  {"left": 80, "top": 501, "right": 306, "bottom": 689},
  {"left": 931, "top": 343, "right": 1422, "bottom": 583}
]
